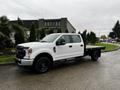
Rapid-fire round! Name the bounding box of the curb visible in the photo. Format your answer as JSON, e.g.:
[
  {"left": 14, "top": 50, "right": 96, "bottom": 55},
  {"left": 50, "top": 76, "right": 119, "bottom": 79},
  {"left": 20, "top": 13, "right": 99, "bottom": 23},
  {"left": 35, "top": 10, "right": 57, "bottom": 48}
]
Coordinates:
[{"left": 0, "top": 62, "right": 15, "bottom": 66}]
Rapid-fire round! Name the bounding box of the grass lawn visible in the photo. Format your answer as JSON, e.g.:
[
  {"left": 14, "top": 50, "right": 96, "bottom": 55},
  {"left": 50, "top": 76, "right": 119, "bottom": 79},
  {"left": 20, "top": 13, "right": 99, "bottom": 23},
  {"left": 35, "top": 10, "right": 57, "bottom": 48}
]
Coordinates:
[
  {"left": 95, "top": 42, "right": 120, "bottom": 52},
  {"left": 0, "top": 55, "right": 15, "bottom": 63}
]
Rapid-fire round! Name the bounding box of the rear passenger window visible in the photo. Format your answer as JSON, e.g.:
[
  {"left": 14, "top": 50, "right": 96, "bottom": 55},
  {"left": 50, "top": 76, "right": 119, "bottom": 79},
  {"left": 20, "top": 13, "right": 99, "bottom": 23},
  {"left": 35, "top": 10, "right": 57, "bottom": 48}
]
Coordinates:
[{"left": 71, "top": 35, "right": 81, "bottom": 43}]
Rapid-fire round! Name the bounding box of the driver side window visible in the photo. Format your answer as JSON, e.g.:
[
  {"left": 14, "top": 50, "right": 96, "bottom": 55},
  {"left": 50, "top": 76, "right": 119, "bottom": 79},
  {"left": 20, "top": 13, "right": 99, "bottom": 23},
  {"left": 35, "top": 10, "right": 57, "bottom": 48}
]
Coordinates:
[{"left": 58, "top": 35, "right": 71, "bottom": 43}]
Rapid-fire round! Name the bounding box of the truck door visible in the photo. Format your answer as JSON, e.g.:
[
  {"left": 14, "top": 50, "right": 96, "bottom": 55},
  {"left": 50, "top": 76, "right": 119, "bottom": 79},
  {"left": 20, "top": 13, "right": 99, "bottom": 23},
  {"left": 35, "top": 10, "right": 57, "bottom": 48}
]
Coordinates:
[
  {"left": 55, "top": 35, "right": 73, "bottom": 60},
  {"left": 70, "top": 35, "right": 84, "bottom": 57}
]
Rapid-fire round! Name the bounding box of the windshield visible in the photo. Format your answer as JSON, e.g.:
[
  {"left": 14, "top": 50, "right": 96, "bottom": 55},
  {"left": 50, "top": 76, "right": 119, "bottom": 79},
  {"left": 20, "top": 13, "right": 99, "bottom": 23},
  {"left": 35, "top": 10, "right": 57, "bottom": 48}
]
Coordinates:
[{"left": 41, "top": 34, "right": 60, "bottom": 43}]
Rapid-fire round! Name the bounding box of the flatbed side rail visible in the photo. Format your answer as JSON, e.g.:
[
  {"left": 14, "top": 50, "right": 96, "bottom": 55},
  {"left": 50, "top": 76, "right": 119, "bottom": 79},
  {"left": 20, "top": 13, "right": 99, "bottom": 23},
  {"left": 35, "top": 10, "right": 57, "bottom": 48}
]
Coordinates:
[{"left": 86, "top": 45, "right": 105, "bottom": 50}]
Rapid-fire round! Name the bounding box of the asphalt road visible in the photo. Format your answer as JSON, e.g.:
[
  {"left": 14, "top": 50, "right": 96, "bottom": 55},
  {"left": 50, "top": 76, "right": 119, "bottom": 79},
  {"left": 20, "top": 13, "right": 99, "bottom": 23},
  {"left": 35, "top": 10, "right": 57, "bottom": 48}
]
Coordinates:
[{"left": 0, "top": 50, "right": 120, "bottom": 90}]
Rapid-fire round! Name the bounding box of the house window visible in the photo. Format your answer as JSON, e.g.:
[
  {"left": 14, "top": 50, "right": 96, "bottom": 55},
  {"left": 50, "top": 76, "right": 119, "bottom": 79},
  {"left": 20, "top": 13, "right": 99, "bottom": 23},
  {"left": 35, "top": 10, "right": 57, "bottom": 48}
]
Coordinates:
[
  {"left": 47, "top": 22, "right": 49, "bottom": 26},
  {"left": 58, "top": 22, "right": 60, "bottom": 26},
  {"left": 44, "top": 22, "right": 46, "bottom": 26}
]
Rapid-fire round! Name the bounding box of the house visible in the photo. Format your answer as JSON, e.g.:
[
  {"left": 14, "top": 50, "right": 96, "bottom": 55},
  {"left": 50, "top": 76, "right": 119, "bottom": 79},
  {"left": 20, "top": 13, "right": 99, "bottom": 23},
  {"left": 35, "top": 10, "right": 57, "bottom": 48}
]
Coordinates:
[
  {"left": 11, "top": 18, "right": 76, "bottom": 33},
  {"left": 38, "top": 18, "right": 76, "bottom": 33}
]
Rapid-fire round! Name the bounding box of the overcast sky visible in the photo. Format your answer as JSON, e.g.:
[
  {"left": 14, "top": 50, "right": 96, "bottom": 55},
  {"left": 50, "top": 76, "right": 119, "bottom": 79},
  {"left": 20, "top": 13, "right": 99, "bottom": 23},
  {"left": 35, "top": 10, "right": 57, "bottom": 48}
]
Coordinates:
[{"left": 0, "top": 0, "right": 120, "bottom": 36}]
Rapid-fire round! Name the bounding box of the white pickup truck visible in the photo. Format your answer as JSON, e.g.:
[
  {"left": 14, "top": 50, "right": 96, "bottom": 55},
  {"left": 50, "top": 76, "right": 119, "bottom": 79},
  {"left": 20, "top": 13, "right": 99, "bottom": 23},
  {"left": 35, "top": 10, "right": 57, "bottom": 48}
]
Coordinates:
[{"left": 16, "top": 33, "right": 105, "bottom": 73}]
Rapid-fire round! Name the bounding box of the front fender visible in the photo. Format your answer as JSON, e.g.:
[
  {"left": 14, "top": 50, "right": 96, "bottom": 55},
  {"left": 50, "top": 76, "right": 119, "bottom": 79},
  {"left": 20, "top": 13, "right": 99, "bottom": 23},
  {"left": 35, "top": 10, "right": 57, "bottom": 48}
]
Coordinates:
[{"left": 30, "top": 49, "right": 55, "bottom": 60}]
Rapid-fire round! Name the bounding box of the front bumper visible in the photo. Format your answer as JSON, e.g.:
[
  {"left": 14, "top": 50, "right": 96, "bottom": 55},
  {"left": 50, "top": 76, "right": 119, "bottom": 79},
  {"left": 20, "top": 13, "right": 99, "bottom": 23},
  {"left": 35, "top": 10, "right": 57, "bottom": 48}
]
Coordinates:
[{"left": 15, "top": 58, "right": 33, "bottom": 66}]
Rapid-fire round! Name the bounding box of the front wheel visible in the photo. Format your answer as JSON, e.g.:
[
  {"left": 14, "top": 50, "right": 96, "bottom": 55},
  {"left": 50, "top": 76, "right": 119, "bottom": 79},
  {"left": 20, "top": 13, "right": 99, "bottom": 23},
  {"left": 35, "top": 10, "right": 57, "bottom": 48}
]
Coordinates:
[
  {"left": 34, "top": 57, "right": 51, "bottom": 73},
  {"left": 91, "top": 50, "right": 100, "bottom": 61}
]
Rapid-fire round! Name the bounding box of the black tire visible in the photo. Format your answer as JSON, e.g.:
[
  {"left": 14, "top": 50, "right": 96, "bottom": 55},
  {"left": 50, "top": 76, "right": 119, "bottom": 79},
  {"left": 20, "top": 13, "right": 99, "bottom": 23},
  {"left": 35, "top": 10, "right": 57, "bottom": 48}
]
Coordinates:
[
  {"left": 34, "top": 57, "right": 51, "bottom": 73},
  {"left": 91, "top": 50, "right": 99, "bottom": 61}
]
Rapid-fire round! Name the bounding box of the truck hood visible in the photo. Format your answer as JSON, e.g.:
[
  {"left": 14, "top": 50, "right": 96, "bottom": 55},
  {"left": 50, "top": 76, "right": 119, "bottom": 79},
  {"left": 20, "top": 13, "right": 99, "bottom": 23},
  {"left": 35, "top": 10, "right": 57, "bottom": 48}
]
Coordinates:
[{"left": 18, "top": 42, "right": 54, "bottom": 48}]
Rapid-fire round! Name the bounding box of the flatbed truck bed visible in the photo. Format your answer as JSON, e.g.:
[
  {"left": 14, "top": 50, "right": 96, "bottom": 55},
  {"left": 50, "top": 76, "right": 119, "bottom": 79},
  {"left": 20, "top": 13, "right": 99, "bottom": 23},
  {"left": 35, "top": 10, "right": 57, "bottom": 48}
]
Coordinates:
[{"left": 84, "top": 45, "right": 105, "bottom": 61}]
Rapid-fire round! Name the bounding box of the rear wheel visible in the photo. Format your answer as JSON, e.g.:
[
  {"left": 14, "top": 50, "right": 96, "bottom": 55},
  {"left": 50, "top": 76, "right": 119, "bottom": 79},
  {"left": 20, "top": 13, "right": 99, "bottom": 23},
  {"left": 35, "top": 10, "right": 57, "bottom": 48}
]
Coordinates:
[
  {"left": 34, "top": 57, "right": 51, "bottom": 73},
  {"left": 91, "top": 50, "right": 99, "bottom": 61}
]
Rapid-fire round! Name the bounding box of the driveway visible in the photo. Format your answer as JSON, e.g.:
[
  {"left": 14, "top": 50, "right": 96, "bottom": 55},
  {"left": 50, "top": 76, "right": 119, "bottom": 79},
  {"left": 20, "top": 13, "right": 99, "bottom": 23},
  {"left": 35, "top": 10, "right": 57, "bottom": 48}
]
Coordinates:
[{"left": 0, "top": 50, "right": 120, "bottom": 90}]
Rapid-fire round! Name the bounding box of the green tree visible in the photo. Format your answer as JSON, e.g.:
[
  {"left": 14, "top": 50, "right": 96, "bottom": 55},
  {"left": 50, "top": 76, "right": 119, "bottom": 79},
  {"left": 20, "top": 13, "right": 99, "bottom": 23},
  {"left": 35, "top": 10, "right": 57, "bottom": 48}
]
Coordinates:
[
  {"left": 17, "top": 17, "right": 24, "bottom": 26},
  {"left": 65, "top": 29, "right": 68, "bottom": 33},
  {"left": 12, "top": 24, "right": 25, "bottom": 45},
  {"left": 57, "top": 29, "right": 61, "bottom": 33},
  {"left": 112, "top": 20, "right": 120, "bottom": 39},
  {"left": 29, "top": 23, "right": 36, "bottom": 42},
  {"left": 45, "top": 28, "right": 50, "bottom": 35},
  {"left": 0, "top": 16, "right": 11, "bottom": 37},
  {"left": 36, "top": 28, "right": 45, "bottom": 40},
  {"left": 12, "top": 17, "right": 29, "bottom": 45},
  {"left": 86, "top": 32, "right": 90, "bottom": 44},
  {"left": 108, "top": 32, "right": 116, "bottom": 39},
  {"left": 0, "top": 32, "right": 6, "bottom": 49},
  {"left": 40, "top": 29, "right": 45, "bottom": 39},
  {"left": 86, "top": 31, "right": 97, "bottom": 44},
  {"left": 0, "top": 16, "right": 13, "bottom": 49},
  {"left": 45, "top": 28, "right": 54, "bottom": 35},
  {"left": 17, "top": 17, "right": 28, "bottom": 41},
  {"left": 81, "top": 30, "right": 87, "bottom": 44},
  {"left": 89, "top": 31, "right": 97, "bottom": 44}
]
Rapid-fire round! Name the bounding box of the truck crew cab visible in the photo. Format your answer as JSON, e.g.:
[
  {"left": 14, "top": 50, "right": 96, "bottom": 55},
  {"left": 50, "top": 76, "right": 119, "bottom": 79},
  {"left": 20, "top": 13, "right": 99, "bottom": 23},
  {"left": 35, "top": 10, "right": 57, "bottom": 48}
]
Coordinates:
[{"left": 16, "top": 33, "right": 105, "bottom": 73}]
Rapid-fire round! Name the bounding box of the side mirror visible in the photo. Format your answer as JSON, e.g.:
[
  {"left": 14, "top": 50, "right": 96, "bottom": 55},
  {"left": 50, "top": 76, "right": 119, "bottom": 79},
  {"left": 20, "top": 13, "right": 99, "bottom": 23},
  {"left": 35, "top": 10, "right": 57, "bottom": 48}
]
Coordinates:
[{"left": 56, "top": 39, "right": 66, "bottom": 45}]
